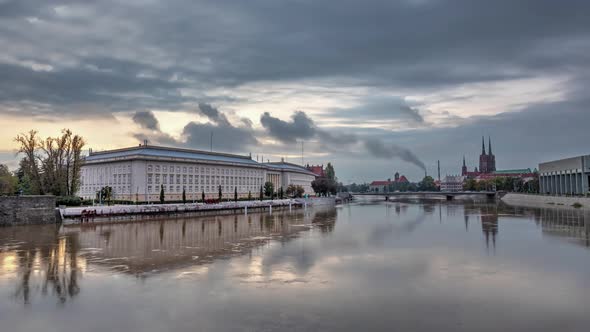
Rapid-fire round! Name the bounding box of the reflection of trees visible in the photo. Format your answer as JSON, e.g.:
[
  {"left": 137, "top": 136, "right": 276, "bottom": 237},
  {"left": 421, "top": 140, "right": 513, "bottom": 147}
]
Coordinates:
[
  {"left": 312, "top": 208, "right": 337, "bottom": 233},
  {"left": 8, "top": 225, "right": 82, "bottom": 305}
]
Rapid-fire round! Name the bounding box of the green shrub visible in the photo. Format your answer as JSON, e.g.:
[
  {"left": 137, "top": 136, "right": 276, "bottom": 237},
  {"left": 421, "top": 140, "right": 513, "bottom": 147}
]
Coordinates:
[{"left": 56, "top": 196, "right": 82, "bottom": 207}]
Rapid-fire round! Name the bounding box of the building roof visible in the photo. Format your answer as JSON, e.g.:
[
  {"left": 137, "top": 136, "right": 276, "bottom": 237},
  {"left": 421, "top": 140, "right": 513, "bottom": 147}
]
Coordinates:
[
  {"left": 85, "top": 145, "right": 261, "bottom": 166},
  {"left": 493, "top": 168, "right": 533, "bottom": 175},
  {"left": 306, "top": 165, "right": 325, "bottom": 177},
  {"left": 266, "top": 162, "right": 317, "bottom": 176}
]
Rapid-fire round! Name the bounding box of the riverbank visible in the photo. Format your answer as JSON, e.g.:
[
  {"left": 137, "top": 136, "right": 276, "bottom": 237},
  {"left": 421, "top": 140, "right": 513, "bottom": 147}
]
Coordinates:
[
  {"left": 501, "top": 193, "right": 590, "bottom": 210},
  {"left": 59, "top": 197, "right": 336, "bottom": 224}
]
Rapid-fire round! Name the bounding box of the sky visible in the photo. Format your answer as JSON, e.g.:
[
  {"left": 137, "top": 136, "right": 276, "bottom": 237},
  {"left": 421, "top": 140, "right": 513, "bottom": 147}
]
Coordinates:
[{"left": 0, "top": 0, "right": 589, "bottom": 183}]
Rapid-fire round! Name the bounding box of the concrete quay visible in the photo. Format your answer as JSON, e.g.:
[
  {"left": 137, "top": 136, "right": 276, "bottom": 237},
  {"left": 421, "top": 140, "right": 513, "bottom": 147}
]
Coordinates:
[{"left": 501, "top": 193, "right": 590, "bottom": 210}]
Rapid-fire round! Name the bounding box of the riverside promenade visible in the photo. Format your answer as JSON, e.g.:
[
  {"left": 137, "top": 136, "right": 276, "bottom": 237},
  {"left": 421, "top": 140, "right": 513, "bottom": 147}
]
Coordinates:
[{"left": 58, "top": 198, "right": 335, "bottom": 224}]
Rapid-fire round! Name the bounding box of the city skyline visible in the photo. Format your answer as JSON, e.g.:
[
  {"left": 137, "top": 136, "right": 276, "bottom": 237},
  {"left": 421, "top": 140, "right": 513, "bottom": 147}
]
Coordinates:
[{"left": 1, "top": 1, "right": 589, "bottom": 182}]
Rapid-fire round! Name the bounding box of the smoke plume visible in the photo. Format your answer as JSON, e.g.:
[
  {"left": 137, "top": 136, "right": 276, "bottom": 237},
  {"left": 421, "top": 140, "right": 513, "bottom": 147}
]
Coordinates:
[{"left": 364, "top": 138, "right": 426, "bottom": 171}]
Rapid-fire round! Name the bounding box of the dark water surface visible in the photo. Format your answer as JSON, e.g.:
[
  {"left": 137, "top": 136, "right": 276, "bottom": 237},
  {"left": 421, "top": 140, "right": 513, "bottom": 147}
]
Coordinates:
[{"left": 1, "top": 201, "right": 590, "bottom": 332}]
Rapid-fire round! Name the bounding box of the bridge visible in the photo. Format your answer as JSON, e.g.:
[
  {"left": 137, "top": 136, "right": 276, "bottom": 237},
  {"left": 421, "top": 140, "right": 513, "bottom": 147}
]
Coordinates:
[{"left": 352, "top": 191, "right": 499, "bottom": 201}]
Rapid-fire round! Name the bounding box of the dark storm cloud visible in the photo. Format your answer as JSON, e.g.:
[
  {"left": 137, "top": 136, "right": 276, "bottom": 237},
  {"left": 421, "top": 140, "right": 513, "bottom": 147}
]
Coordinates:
[
  {"left": 196, "top": 103, "right": 231, "bottom": 126},
  {"left": 260, "top": 111, "right": 317, "bottom": 143},
  {"left": 132, "top": 111, "right": 160, "bottom": 130},
  {"left": 130, "top": 104, "right": 258, "bottom": 152},
  {"left": 1, "top": 0, "right": 589, "bottom": 118}
]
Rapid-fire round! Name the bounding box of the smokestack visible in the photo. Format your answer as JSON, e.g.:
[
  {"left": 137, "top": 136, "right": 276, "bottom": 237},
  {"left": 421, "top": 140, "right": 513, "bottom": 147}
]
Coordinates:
[{"left": 437, "top": 160, "right": 441, "bottom": 182}]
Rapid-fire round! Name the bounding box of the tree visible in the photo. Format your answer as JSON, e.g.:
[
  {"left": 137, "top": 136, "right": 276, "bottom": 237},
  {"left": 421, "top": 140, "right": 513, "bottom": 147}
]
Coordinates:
[
  {"left": 218, "top": 185, "right": 223, "bottom": 201},
  {"left": 182, "top": 187, "right": 186, "bottom": 204},
  {"left": 463, "top": 178, "right": 477, "bottom": 191},
  {"left": 418, "top": 176, "right": 436, "bottom": 191},
  {"left": 286, "top": 184, "right": 296, "bottom": 197},
  {"left": 259, "top": 186, "right": 264, "bottom": 201},
  {"left": 311, "top": 177, "right": 336, "bottom": 196},
  {"left": 234, "top": 186, "right": 238, "bottom": 202},
  {"left": 0, "top": 164, "right": 18, "bottom": 195},
  {"left": 264, "top": 181, "right": 274, "bottom": 198},
  {"left": 295, "top": 185, "right": 305, "bottom": 198},
  {"left": 14, "top": 129, "right": 85, "bottom": 196},
  {"left": 248, "top": 191, "right": 252, "bottom": 200},
  {"left": 202, "top": 190, "right": 205, "bottom": 202},
  {"left": 325, "top": 163, "right": 336, "bottom": 182},
  {"left": 160, "top": 184, "right": 165, "bottom": 203},
  {"left": 279, "top": 186, "right": 284, "bottom": 199},
  {"left": 98, "top": 186, "right": 112, "bottom": 205}
]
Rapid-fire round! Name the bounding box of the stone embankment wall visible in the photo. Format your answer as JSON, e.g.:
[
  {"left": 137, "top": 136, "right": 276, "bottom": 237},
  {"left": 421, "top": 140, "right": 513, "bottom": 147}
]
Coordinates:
[
  {"left": 501, "top": 193, "right": 590, "bottom": 210},
  {"left": 0, "top": 196, "right": 57, "bottom": 226}
]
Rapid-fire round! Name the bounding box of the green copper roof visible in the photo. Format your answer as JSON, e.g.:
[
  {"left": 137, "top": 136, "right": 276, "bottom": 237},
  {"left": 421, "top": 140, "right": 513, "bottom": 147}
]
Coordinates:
[{"left": 493, "top": 168, "right": 532, "bottom": 174}]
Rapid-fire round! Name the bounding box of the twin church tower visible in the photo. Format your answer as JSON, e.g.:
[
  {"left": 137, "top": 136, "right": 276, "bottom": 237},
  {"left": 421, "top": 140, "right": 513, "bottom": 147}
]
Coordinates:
[{"left": 462, "top": 137, "right": 496, "bottom": 176}]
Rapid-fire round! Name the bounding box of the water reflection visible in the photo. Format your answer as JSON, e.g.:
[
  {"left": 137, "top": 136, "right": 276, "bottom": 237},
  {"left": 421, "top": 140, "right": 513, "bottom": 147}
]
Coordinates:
[
  {"left": 0, "top": 226, "right": 82, "bottom": 305},
  {"left": 2, "top": 202, "right": 590, "bottom": 331},
  {"left": 0, "top": 207, "right": 335, "bottom": 305}
]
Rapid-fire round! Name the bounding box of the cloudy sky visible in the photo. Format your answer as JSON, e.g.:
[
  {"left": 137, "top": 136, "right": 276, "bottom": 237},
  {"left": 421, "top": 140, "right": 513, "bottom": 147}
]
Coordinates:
[{"left": 1, "top": 0, "right": 589, "bottom": 182}]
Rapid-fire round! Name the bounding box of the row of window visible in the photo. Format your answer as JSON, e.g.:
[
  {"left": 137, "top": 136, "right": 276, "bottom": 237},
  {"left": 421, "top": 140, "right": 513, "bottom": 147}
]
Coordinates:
[
  {"left": 146, "top": 173, "right": 262, "bottom": 186},
  {"left": 147, "top": 164, "right": 262, "bottom": 177},
  {"left": 147, "top": 185, "right": 257, "bottom": 193}
]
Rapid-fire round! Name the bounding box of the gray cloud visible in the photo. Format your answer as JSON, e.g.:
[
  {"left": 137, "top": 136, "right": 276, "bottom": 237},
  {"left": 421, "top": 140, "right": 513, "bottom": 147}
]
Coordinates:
[
  {"left": 132, "top": 111, "right": 160, "bottom": 131},
  {"left": 182, "top": 122, "right": 257, "bottom": 152},
  {"left": 324, "top": 97, "right": 424, "bottom": 125}
]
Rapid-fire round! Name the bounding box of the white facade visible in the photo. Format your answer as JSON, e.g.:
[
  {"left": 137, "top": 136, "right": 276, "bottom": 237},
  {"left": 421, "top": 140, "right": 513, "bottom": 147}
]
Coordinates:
[
  {"left": 79, "top": 145, "right": 316, "bottom": 201},
  {"left": 441, "top": 175, "right": 465, "bottom": 192}
]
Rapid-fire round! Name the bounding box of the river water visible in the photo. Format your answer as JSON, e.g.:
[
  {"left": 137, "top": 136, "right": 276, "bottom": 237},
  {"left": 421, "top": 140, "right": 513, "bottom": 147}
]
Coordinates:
[{"left": 1, "top": 200, "right": 589, "bottom": 332}]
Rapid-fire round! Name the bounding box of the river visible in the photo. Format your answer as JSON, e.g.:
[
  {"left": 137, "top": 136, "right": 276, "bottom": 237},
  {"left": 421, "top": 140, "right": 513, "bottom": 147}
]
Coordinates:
[{"left": 1, "top": 200, "right": 589, "bottom": 331}]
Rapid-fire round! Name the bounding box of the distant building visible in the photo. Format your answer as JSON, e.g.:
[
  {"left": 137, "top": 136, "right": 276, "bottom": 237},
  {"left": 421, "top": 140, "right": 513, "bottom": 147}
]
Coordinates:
[
  {"left": 460, "top": 137, "right": 535, "bottom": 182},
  {"left": 306, "top": 164, "right": 325, "bottom": 178},
  {"left": 369, "top": 172, "right": 409, "bottom": 193},
  {"left": 79, "top": 144, "right": 316, "bottom": 201},
  {"left": 539, "top": 155, "right": 590, "bottom": 195},
  {"left": 441, "top": 175, "right": 465, "bottom": 192}
]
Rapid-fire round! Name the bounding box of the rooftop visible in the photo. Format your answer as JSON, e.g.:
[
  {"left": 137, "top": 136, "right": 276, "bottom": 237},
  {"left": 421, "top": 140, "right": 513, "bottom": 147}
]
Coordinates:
[{"left": 86, "top": 145, "right": 260, "bottom": 166}]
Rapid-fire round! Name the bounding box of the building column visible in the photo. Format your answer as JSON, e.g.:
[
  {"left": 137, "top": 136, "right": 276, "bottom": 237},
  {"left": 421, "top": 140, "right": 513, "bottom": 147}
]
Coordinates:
[{"left": 539, "top": 176, "right": 544, "bottom": 194}]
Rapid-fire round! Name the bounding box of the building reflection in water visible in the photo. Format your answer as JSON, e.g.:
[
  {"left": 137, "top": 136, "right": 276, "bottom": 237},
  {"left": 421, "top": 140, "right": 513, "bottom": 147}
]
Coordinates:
[{"left": 0, "top": 207, "right": 336, "bottom": 305}]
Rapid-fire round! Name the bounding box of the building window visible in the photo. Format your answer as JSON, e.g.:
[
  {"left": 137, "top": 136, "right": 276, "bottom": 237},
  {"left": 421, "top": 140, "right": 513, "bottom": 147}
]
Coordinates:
[
  {"left": 189, "top": 167, "right": 193, "bottom": 173},
  {"left": 147, "top": 174, "right": 153, "bottom": 184},
  {"left": 177, "top": 186, "right": 181, "bottom": 192},
  {"left": 155, "top": 174, "right": 160, "bottom": 184},
  {"left": 163, "top": 166, "right": 167, "bottom": 172},
  {"left": 176, "top": 176, "right": 180, "bottom": 184},
  {"left": 170, "top": 174, "right": 174, "bottom": 184},
  {"left": 155, "top": 165, "right": 160, "bottom": 172},
  {"left": 148, "top": 165, "right": 153, "bottom": 172},
  {"left": 183, "top": 175, "right": 187, "bottom": 184},
  {"left": 189, "top": 175, "right": 193, "bottom": 184},
  {"left": 163, "top": 174, "right": 168, "bottom": 184},
  {"left": 176, "top": 166, "right": 180, "bottom": 173},
  {"left": 183, "top": 167, "right": 187, "bottom": 173}
]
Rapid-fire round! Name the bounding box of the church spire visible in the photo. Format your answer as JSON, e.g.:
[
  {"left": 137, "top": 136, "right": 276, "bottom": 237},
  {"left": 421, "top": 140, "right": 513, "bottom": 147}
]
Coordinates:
[
  {"left": 463, "top": 155, "right": 466, "bottom": 167},
  {"left": 481, "top": 136, "right": 486, "bottom": 155},
  {"left": 488, "top": 136, "right": 493, "bottom": 155}
]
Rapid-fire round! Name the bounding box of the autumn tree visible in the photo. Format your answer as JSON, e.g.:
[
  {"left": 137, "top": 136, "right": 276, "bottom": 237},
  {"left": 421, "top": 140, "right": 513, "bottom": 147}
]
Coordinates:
[{"left": 14, "top": 129, "right": 85, "bottom": 196}]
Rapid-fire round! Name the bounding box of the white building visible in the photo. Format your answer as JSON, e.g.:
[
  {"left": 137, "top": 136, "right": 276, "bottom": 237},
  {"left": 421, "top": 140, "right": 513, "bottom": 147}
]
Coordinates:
[
  {"left": 441, "top": 175, "right": 465, "bottom": 192},
  {"left": 79, "top": 144, "right": 316, "bottom": 201}
]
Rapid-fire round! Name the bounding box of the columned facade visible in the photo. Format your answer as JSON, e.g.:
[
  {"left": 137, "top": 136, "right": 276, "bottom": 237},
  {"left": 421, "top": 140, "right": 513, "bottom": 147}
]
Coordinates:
[{"left": 539, "top": 155, "right": 590, "bottom": 196}]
